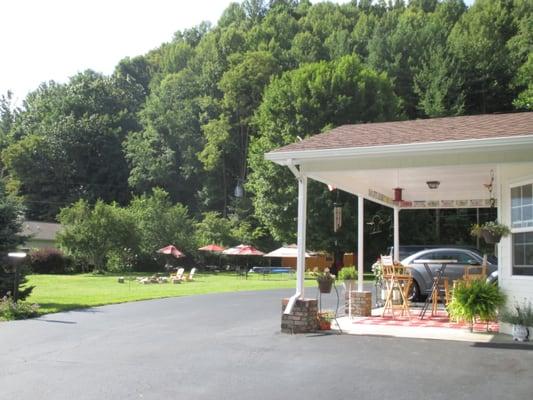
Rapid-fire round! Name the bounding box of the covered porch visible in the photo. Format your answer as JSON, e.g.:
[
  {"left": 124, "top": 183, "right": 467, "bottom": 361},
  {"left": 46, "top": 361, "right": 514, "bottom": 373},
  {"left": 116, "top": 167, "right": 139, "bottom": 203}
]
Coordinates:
[{"left": 265, "top": 112, "right": 533, "bottom": 336}]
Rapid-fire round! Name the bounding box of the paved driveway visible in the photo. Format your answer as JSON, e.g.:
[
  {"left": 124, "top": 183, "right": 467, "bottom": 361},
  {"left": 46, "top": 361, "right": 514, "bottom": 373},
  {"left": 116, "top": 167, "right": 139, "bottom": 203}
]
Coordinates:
[{"left": 1, "top": 288, "right": 532, "bottom": 400}]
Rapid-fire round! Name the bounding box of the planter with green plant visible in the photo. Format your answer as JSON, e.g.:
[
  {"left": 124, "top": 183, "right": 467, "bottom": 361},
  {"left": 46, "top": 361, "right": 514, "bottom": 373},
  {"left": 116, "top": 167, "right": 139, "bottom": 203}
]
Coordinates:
[
  {"left": 338, "top": 266, "right": 357, "bottom": 291},
  {"left": 317, "top": 310, "right": 335, "bottom": 330},
  {"left": 314, "top": 268, "right": 335, "bottom": 294},
  {"left": 470, "top": 221, "right": 511, "bottom": 244},
  {"left": 447, "top": 279, "right": 506, "bottom": 331},
  {"left": 499, "top": 300, "right": 533, "bottom": 342}
]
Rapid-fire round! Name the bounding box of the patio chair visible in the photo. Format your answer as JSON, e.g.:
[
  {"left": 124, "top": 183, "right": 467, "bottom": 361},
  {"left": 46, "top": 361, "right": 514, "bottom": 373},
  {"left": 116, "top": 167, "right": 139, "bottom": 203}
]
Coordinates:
[
  {"left": 381, "top": 263, "right": 412, "bottom": 319},
  {"left": 463, "top": 255, "right": 488, "bottom": 282},
  {"left": 184, "top": 267, "right": 197, "bottom": 281},
  {"left": 171, "top": 268, "right": 185, "bottom": 284}
]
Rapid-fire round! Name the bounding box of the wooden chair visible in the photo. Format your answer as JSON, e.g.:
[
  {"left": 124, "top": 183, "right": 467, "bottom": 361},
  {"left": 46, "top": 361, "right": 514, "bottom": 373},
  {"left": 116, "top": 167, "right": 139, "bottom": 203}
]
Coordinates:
[
  {"left": 382, "top": 263, "right": 412, "bottom": 319},
  {"left": 171, "top": 268, "right": 185, "bottom": 284},
  {"left": 184, "top": 267, "right": 197, "bottom": 281}
]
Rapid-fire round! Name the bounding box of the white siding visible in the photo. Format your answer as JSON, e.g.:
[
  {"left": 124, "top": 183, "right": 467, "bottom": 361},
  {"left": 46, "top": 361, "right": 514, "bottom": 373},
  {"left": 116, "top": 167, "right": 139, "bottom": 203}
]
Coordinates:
[{"left": 498, "top": 162, "right": 533, "bottom": 334}]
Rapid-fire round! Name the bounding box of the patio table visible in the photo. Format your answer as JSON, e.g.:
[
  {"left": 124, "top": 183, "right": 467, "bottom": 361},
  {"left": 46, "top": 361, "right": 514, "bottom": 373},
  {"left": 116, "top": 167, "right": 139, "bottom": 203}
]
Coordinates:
[{"left": 413, "top": 259, "right": 457, "bottom": 319}]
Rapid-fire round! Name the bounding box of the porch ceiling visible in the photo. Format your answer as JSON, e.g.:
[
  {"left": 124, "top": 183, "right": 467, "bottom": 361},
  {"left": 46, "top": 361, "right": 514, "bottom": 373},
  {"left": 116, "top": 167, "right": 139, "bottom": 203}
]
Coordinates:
[{"left": 307, "top": 164, "right": 498, "bottom": 208}]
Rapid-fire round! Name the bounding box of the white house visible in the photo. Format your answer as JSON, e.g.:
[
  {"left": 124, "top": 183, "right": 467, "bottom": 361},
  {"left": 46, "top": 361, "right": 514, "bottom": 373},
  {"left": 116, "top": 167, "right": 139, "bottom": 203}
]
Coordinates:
[{"left": 265, "top": 112, "right": 533, "bottom": 334}]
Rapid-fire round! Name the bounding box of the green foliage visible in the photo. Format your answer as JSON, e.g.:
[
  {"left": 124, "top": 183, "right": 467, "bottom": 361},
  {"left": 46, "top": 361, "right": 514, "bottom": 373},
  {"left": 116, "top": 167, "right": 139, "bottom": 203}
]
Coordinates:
[
  {"left": 447, "top": 280, "right": 506, "bottom": 325},
  {"left": 0, "top": 297, "right": 39, "bottom": 321},
  {"left": 470, "top": 221, "right": 511, "bottom": 237},
  {"left": 57, "top": 199, "right": 139, "bottom": 272},
  {"left": 499, "top": 300, "right": 533, "bottom": 326},
  {"left": 128, "top": 188, "right": 197, "bottom": 263},
  {"left": 249, "top": 55, "right": 399, "bottom": 248},
  {"left": 195, "top": 212, "right": 235, "bottom": 247},
  {"left": 338, "top": 266, "right": 357, "bottom": 281}
]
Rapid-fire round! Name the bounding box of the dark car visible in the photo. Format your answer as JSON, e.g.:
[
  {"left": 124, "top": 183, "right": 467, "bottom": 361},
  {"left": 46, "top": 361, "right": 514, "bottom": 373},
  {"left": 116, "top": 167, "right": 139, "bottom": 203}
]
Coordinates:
[{"left": 400, "top": 248, "right": 498, "bottom": 301}]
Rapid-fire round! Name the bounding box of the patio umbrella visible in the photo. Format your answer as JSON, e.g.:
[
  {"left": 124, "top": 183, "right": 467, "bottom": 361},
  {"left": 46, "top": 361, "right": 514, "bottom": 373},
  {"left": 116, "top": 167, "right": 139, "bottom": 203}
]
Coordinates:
[
  {"left": 223, "top": 244, "right": 264, "bottom": 278},
  {"left": 157, "top": 245, "right": 185, "bottom": 258},
  {"left": 198, "top": 244, "right": 226, "bottom": 270},
  {"left": 263, "top": 244, "right": 314, "bottom": 258},
  {"left": 198, "top": 244, "right": 226, "bottom": 252}
]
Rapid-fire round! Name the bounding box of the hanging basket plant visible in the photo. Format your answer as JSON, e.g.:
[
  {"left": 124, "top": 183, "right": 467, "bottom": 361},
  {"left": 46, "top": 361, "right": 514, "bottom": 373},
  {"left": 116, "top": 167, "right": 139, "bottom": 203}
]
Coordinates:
[
  {"left": 470, "top": 221, "right": 511, "bottom": 244},
  {"left": 315, "top": 268, "right": 335, "bottom": 294}
]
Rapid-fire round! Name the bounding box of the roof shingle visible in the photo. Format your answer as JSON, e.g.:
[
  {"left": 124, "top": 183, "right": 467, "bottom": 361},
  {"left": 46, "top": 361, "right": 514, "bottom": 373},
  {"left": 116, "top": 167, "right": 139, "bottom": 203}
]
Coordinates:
[{"left": 271, "top": 112, "right": 533, "bottom": 153}]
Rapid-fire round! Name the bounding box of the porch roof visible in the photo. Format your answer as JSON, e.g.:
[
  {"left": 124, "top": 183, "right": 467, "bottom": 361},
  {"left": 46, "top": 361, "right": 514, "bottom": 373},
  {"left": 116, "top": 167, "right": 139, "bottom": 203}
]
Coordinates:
[
  {"left": 265, "top": 112, "right": 533, "bottom": 209},
  {"left": 269, "top": 112, "right": 533, "bottom": 156}
]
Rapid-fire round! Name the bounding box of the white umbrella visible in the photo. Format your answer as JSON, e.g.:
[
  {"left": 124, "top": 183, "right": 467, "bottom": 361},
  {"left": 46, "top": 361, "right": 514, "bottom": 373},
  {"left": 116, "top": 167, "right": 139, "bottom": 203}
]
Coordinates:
[{"left": 263, "top": 245, "right": 314, "bottom": 258}]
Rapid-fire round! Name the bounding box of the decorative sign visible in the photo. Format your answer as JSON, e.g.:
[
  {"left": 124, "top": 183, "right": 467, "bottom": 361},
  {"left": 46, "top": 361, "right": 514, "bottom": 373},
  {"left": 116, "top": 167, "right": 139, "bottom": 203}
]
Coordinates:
[{"left": 367, "top": 189, "right": 496, "bottom": 209}]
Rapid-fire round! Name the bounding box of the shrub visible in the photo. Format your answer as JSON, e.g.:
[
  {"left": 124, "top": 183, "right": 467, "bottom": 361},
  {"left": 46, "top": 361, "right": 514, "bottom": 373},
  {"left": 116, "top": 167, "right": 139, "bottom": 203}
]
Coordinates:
[
  {"left": 29, "top": 248, "right": 73, "bottom": 274},
  {"left": 338, "top": 266, "right": 357, "bottom": 280},
  {"left": 0, "top": 296, "right": 39, "bottom": 320},
  {"left": 0, "top": 263, "right": 34, "bottom": 301}
]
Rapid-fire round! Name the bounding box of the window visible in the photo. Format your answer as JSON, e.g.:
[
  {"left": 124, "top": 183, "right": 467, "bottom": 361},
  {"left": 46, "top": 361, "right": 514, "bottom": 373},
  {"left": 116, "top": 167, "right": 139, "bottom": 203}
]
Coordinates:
[{"left": 511, "top": 182, "right": 533, "bottom": 276}]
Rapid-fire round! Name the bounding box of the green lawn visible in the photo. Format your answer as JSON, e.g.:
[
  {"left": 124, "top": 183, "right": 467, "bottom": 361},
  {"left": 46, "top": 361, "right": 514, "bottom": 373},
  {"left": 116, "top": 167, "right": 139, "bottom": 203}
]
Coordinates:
[{"left": 26, "top": 272, "right": 375, "bottom": 315}]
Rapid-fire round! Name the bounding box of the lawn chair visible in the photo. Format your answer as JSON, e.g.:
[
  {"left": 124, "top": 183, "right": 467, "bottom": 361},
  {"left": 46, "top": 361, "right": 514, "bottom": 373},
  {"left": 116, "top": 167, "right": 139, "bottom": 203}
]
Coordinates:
[
  {"left": 171, "top": 268, "right": 185, "bottom": 284},
  {"left": 184, "top": 267, "right": 197, "bottom": 281}
]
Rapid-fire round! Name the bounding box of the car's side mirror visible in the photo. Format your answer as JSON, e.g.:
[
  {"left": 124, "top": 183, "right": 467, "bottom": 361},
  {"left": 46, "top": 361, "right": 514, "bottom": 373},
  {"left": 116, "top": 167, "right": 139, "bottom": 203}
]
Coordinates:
[{"left": 467, "top": 259, "right": 480, "bottom": 265}]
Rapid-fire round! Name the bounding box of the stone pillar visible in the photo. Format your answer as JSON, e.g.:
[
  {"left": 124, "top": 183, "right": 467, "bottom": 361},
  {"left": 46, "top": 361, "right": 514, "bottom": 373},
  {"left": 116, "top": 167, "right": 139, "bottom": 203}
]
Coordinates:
[
  {"left": 281, "top": 298, "right": 318, "bottom": 334},
  {"left": 345, "top": 291, "right": 372, "bottom": 317}
]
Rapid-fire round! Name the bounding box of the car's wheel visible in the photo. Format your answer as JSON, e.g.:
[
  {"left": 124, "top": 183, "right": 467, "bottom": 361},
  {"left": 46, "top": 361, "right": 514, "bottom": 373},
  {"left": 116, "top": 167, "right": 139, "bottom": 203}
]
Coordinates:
[{"left": 408, "top": 280, "right": 420, "bottom": 302}]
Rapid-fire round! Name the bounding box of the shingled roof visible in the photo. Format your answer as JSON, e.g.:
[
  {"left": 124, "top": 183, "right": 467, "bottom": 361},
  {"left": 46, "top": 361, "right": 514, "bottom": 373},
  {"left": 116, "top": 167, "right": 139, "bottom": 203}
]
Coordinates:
[{"left": 271, "top": 112, "right": 533, "bottom": 153}]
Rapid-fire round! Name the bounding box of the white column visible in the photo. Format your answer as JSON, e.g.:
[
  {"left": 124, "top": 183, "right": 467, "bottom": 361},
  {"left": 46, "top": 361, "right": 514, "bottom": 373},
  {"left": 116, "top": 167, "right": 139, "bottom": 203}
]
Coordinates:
[
  {"left": 393, "top": 207, "right": 400, "bottom": 263},
  {"left": 296, "top": 174, "right": 308, "bottom": 298},
  {"left": 357, "top": 196, "right": 364, "bottom": 292}
]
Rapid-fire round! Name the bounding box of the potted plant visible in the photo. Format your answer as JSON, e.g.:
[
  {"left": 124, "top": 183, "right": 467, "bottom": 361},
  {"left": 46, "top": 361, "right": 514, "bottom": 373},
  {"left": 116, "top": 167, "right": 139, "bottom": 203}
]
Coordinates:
[
  {"left": 315, "top": 268, "right": 335, "bottom": 294},
  {"left": 499, "top": 300, "right": 533, "bottom": 342},
  {"left": 338, "top": 265, "right": 357, "bottom": 291},
  {"left": 447, "top": 280, "right": 506, "bottom": 331},
  {"left": 470, "top": 221, "right": 511, "bottom": 244},
  {"left": 371, "top": 259, "right": 386, "bottom": 305},
  {"left": 317, "top": 310, "right": 335, "bottom": 330}
]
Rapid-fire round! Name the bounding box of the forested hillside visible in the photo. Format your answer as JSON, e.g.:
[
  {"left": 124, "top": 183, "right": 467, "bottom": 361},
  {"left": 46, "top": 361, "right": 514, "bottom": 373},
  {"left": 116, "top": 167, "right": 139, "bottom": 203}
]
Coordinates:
[{"left": 0, "top": 0, "right": 531, "bottom": 265}]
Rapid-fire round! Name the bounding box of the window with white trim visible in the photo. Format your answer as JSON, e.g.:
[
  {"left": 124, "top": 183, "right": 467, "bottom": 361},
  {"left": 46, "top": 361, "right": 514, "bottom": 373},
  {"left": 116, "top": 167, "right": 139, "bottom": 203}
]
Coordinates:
[{"left": 511, "top": 182, "right": 533, "bottom": 276}]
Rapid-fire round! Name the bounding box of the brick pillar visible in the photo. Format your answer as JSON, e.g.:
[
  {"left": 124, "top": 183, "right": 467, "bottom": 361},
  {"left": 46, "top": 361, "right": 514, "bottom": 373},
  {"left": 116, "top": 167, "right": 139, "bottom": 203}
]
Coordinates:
[
  {"left": 345, "top": 291, "right": 372, "bottom": 317},
  {"left": 281, "top": 298, "right": 318, "bottom": 334}
]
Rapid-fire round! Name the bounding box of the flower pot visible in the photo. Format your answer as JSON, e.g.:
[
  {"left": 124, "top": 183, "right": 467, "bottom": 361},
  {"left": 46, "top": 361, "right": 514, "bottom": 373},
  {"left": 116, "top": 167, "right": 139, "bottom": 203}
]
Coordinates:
[
  {"left": 512, "top": 324, "right": 529, "bottom": 342},
  {"left": 344, "top": 279, "right": 355, "bottom": 292},
  {"left": 318, "top": 279, "right": 333, "bottom": 294},
  {"left": 481, "top": 230, "right": 502, "bottom": 244},
  {"left": 318, "top": 320, "right": 331, "bottom": 330}
]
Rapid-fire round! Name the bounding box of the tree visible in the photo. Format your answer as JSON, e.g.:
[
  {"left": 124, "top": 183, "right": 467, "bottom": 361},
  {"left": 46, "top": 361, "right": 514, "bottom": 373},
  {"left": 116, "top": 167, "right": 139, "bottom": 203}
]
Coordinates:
[
  {"left": 57, "top": 200, "right": 139, "bottom": 272},
  {"left": 128, "top": 188, "right": 197, "bottom": 263},
  {"left": 2, "top": 71, "right": 145, "bottom": 220},
  {"left": 248, "top": 55, "right": 400, "bottom": 249},
  {"left": 0, "top": 178, "right": 32, "bottom": 301}
]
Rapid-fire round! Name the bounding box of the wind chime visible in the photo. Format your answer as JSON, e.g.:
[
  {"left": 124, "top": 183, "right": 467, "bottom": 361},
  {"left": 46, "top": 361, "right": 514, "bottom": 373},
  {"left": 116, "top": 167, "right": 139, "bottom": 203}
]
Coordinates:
[{"left": 484, "top": 169, "right": 496, "bottom": 208}]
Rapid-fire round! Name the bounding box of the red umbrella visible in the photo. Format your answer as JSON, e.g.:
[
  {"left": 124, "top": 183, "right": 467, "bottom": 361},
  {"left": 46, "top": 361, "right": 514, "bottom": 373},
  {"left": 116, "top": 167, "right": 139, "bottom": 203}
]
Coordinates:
[
  {"left": 157, "top": 245, "right": 185, "bottom": 259},
  {"left": 198, "top": 244, "right": 226, "bottom": 252},
  {"left": 223, "top": 244, "right": 264, "bottom": 256}
]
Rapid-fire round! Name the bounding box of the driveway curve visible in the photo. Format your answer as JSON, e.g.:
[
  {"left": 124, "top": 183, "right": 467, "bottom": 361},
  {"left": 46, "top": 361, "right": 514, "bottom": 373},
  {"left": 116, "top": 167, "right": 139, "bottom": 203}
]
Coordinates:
[{"left": 1, "top": 288, "right": 532, "bottom": 400}]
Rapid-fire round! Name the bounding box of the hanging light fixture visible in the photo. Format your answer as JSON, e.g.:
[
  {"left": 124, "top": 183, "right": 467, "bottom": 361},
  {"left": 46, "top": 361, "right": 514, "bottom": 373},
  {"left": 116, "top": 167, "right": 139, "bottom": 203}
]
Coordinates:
[
  {"left": 234, "top": 181, "right": 244, "bottom": 198},
  {"left": 426, "top": 181, "right": 440, "bottom": 189}
]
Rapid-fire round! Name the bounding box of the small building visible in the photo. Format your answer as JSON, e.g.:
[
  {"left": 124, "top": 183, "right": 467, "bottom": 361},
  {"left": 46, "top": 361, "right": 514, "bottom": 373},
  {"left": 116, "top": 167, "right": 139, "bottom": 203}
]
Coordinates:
[{"left": 20, "top": 221, "right": 62, "bottom": 249}]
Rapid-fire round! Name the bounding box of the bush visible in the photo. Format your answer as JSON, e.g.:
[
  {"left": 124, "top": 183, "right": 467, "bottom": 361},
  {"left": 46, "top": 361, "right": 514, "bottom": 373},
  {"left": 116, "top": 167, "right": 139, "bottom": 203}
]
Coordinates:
[
  {"left": 0, "top": 296, "right": 39, "bottom": 320},
  {"left": 29, "top": 248, "right": 73, "bottom": 274},
  {"left": 338, "top": 266, "right": 357, "bottom": 280},
  {"left": 0, "top": 263, "right": 34, "bottom": 301}
]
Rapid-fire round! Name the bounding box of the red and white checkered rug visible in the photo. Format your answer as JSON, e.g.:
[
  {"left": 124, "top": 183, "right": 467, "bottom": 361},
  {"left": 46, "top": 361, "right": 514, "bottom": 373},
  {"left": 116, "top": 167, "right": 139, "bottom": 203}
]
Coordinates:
[{"left": 352, "top": 310, "right": 499, "bottom": 333}]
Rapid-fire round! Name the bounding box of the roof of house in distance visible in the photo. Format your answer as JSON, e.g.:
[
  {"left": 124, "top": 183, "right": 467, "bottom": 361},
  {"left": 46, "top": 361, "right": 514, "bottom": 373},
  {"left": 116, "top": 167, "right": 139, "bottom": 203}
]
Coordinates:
[
  {"left": 271, "top": 112, "right": 533, "bottom": 153},
  {"left": 21, "top": 221, "right": 62, "bottom": 241}
]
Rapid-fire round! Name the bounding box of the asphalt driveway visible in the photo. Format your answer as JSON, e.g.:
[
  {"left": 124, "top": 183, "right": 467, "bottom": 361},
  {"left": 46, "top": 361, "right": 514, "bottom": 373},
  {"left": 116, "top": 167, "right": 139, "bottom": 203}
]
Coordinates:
[{"left": 1, "top": 288, "right": 532, "bottom": 400}]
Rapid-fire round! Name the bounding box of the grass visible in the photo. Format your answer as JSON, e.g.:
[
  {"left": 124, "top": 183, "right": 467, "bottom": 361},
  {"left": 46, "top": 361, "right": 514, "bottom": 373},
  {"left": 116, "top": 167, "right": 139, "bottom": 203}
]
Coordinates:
[{"left": 25, "top": 271, "right": 375, "bottom": 315}]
